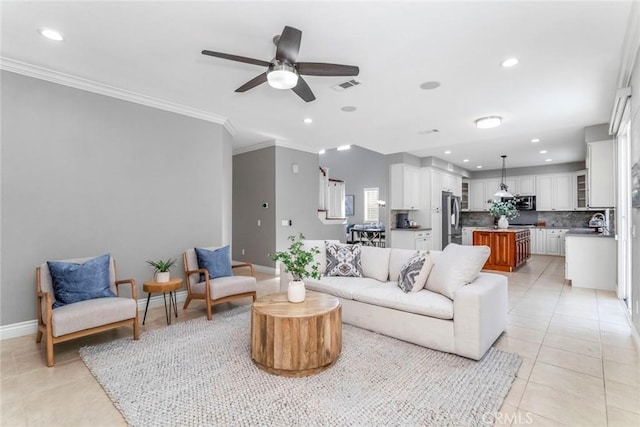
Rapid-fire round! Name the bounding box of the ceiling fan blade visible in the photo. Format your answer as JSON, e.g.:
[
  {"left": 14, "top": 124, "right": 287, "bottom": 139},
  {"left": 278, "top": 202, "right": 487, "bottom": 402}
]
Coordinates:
[
  {"left": 235, "top": 73, "right": 268, "bottom": 92},
  {"left": 297, "top": 62, "right": 360, "bottom": 76},
  {"left": 275, "top": 26, "right": 302, "bottom": 63},
  {"left": 201, "top": 50, "right": 271, "bottom": 67},
  {"left": 292, "top": 76, "right": 316, "bottom": 102}
]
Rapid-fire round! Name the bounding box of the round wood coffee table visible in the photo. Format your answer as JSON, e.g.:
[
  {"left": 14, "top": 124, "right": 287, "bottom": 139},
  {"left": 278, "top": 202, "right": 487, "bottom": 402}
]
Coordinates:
[{"left": 251, "top": 290, "right": 342, "bottom": 377}]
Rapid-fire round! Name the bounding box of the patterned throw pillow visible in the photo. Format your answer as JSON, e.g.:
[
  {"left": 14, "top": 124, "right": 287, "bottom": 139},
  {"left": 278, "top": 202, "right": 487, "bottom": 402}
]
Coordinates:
[
  {"left": 397, "top": 252, "right": 428, "bottom": 293},
  {"left": 325, "top": 242, "right": 363, "bottom": 277}
]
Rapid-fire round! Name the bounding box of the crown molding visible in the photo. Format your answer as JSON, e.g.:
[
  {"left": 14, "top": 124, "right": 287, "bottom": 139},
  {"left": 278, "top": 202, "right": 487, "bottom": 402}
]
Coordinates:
[
  {"left": 0, "top": 57, "right": 235, "bottom": 134},
  {"left": 232, "top": 138, "right": 318, "bottom": 156}
]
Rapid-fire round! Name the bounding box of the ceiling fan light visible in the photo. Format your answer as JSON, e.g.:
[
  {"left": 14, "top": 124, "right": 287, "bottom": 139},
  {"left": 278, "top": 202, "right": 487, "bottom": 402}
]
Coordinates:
[{"left": 267, "top": 63, "right": 298, "bottom": 90}]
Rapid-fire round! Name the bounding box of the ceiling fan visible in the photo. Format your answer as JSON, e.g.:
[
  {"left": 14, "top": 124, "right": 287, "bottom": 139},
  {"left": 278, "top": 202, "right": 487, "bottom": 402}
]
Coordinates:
[{"left": 202, "top": 26, "right": 359, "bottom": 102}]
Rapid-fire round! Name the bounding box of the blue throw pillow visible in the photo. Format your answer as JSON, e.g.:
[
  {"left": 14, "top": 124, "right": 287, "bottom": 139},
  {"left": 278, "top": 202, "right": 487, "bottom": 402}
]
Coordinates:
[
  {"left": 47, "top": 254, "right": 115, "bottom": 309},
  {"left": 195, "top": 246, "right": 232, "bottom": 281}
]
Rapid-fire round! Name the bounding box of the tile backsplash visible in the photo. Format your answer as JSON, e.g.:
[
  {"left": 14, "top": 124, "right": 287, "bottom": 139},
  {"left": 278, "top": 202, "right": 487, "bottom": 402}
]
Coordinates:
[{"left": 461, "top": 210, "right": 614, "bottom": 230}]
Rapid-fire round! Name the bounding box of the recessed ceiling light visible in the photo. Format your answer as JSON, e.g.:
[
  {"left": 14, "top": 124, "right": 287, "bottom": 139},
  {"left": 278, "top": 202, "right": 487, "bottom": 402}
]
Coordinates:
[
  {"left": 545, "top": 158, "right": 552, "bottom": 162},
  {"left": 500, "top": 57, "right": 519, "bottom": 68},
  {"left": 474, "top": 116, "right": 502, "bottom": 129},
  {"left": 463, "top": 159, "right": 470, "bottom": 163},
  {"left": 337, "top": 145, "right": 351, "bottom": 151},
  {"left": 531, "top": 138, "right": 540, "bottom": 143},
  {"left": 39, "top": 28, "right": 64, "bottom": 41},
  {"left": 444, "top": 150, "right": 451, "bottom": 154},
  {"left": 419, "top": 81, "right": 441, "bottom": 90},
  {"left": 303, "top": 118, "right": 313, "bottom": 124},
  {"left": 341, "top": 106, "right": 357, "bottom": 112},
  {"left": 476, "top": 165, "right": 483, "bottom": 169},
  {"left": 539, "top": 150, "right": 548, "bottom": 154},
  {"left": 318, "top": 149, "right": 325, "bottom": 155}
]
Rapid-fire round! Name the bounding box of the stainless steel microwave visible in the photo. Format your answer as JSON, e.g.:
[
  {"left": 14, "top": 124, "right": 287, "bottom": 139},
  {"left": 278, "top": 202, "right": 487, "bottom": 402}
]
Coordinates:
[{"left": 501, "top": 195, "right": 536, "bottom": 210}]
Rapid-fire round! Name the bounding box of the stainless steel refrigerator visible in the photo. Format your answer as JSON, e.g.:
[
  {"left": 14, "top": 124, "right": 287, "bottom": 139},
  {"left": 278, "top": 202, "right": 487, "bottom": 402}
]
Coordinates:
[{"left": 442, "top": 191, "right": 462, "bottom": 248}]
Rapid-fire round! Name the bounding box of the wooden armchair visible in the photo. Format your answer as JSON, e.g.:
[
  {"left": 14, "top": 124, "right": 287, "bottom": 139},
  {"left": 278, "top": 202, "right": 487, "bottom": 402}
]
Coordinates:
[
  {"left": 36, "top": 256, "right": 139, "bottom": 367},
  {"left": 183, "top": 247, "right": 257, "bottom": 320}
]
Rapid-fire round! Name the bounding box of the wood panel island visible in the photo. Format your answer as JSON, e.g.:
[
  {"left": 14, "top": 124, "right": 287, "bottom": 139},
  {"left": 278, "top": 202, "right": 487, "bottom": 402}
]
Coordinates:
[{"left": 473, "top": 229, "right": 531, "bottom": 272}]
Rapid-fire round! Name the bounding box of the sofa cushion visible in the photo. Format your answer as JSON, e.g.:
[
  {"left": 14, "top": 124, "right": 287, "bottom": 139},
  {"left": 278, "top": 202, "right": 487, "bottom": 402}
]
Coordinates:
[
  {"left": 191, "top": 275, "right": 257, "bottom": 299},
  {"left": 326, "top": 242, "right": 363, "bottom": 277},
  {"left": 352, "top": 284, "right": 454, "bottom": 320},
  {"left": 398, "top": 252, "right": 427, "bottom": 293},
  {"left": 51, "top": 296, "right": 136, "bottom": 337},
  {"left": 302, "top": 240, "right": 338, "bottom": 275},
  {"left": 195, "top": 246, "right": 232, "bottom": 280},
  {"left": 426, "top": 243, "right": 490, "bottom": 300},
  {"left": 304, "top": 276, "right": 381, "bottom": 300},
  {"left": 47, "top": 254, "right": 115, "bottom": 309},
  {"left": 360, "top": 246, "right": 391, "bottom": 282},
  {"left": 389, "top": 249, "right": 425, "bottom": 282}
]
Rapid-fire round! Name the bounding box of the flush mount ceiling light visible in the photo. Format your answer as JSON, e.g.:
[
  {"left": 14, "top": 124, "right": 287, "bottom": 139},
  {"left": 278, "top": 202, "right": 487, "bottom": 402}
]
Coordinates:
[
  {"left": 531, "top": 138, "right": 540, "bottom": 143},
  {"left": 539, "top": 150, "right": 548, "bottom": 154},
  {"left": 463, "top": 159, "right": 470, "bottom": 163},
  {"left": 545, "top": 158, "right": 552, "bottom": 162},
  {"left": 444, "top": 150, "right": 451, "bottom": 154},
  {"left": 303, "top": 118, "right": 313, "bottom": 124},
  {"left": 475, "top": 116, "right": 502, "bottom": 129},
  {"left": 266, "top": 61, "right": 299, "bottom": 89},
  {"left": 476, "top": 165, "right": 483, "bottom": 169},
  {"left": 419, "top": 81, "right": 441, "bottom": 90},
  {"left": 39, "top": 28, "right": 64, "bottom": 41},
  {"left": 494, "top": 155, "right": 514, "bottom": 197},
  {"left": 500, "top": 57, "right": 519, "bottom": 68}
]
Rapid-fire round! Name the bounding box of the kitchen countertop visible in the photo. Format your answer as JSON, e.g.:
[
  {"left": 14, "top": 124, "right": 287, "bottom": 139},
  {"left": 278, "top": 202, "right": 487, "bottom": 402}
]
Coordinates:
[
  {"left": 566, "top": 228, "right": 615, "bottom": 238},
  {"left": 472, "top": 228, "right": 529, "bottom": 233},
  {"left": 390, "top": 228, "right": 432, "bottom": 231}
]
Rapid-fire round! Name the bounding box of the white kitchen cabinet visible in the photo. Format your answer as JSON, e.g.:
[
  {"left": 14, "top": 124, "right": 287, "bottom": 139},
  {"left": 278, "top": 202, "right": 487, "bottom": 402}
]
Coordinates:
[
  {"left": 484, "top": 179, "right": 501, "bottom": 203},
  {"left": 506, "top": 178, "right": 518, "bottom": 195},
  {"left": 462, "top": 227, "right": 474, "bottom": 245},
  {"left": 461, "top": 179, "right": 469, "bottom": 211},
  {"left": 470, "top": 181, "right": 487, "bottom": 211},
  {"left": 390, "top": 230, "right": 431, "bottom": 250},
  {"left": 415, "top": 231, "right": 432, "bottom": 251},
  {"left": 430, "top": 168, "right": 444, "bottom": 210},
  {"left": 565, "top": 236, "right": 616, "bottom": 290},
  {"left": 536, "top": 173, "right": 572, "bottom": 211},
  {"left": 587, "top": 140, "right": 615, "bottom": 208},
  {"left": 545, "top": 228, "right": 569, "bottom": 256},
  {"left": 517, "top": 176, "right": 536, "bottom": 196},
  {"left": 532, "top": 228, "right": 546, "bottom": 254},
  {"left": 574, "top": 170, "right": 588, "bottom": 210},
  {"left": 452, "top": 175, "right": 463, "bottom": 197},
  {"left": 390, "top": 164, "right": 421, "bottom": 210}
]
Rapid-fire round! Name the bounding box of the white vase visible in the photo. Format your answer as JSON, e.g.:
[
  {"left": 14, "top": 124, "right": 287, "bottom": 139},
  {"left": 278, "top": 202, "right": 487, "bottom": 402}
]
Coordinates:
[
  {"left": 288, "top": 280, "right": 306, "bottom": 303},
  {"left": 497, "top": 215, "right": 509, "bottom": 229},
  {"left": 156, "top": 272, "right": 170, "bottom": 283}
]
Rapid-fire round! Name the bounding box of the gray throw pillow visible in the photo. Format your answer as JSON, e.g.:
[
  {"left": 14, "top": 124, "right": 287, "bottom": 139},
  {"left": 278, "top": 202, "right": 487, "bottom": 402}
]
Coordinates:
[
  {"left": 397, "top": 252, "right": 427, "bottom": 293},
  {"left": 325, "top": 242, "right": 363, "bottom": 277}
]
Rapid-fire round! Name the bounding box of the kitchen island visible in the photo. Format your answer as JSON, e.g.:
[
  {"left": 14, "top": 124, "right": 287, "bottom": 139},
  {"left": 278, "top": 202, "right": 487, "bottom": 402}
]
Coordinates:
[{"left": 473, "top": 229, "right": 531, "bottom": 272}]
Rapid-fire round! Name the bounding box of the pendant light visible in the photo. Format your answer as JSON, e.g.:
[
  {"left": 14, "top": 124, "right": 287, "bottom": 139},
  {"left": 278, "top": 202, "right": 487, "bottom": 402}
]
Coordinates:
[{"left": 494, "top": 155, "right": 514, "bottom": 197}]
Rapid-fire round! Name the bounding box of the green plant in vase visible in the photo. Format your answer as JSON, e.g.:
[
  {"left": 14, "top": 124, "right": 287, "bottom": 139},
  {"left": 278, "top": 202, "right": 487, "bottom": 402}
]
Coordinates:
[
  {"left": 146, "top": 258, "right": 177, "bottom": 283},
  {"left": 488, "top": 199, "right": 519, "bottom": 229},
  {"left": 272, "top": 233, "right": 320, "bottom": 302}
]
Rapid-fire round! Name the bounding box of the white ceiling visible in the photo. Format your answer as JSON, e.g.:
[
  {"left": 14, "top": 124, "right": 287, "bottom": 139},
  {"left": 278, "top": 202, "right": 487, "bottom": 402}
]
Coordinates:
[{"left": 1, "top": 1, "right": 633, "bottom": 170}]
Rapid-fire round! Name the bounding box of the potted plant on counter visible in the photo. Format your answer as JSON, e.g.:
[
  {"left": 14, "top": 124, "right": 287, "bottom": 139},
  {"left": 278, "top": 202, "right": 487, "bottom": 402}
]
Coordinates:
[
  {"left": 272, "top": 233, "right": 320, "bottom": 303},
  {"left": 146, "top": 258, "right": 177, "bottom": 283},
  {"left": 489, "top": 199, "right": 519, "bottom": 229}
]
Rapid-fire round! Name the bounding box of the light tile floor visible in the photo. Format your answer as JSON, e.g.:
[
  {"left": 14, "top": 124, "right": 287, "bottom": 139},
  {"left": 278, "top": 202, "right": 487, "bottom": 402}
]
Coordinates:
[{"left": 1, "top": 256, "right": 639, "bottom": 426}]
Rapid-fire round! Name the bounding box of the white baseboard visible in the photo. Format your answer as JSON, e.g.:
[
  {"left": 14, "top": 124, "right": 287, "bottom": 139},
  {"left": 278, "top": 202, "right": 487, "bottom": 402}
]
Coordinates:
[{"left": 0, "top": 291, "right": 190, "bottom": 341}]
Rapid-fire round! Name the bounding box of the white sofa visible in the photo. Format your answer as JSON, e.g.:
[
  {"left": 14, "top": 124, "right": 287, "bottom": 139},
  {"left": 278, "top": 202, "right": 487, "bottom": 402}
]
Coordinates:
[{"left": 279, "top": 241, "right": 508, "bottom": 360}]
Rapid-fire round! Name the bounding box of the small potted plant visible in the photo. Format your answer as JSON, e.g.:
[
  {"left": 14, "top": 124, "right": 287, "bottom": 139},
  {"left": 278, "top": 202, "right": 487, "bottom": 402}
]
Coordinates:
[
  {"left": 488, "top": 199, "right": 520, "bottom": 229},
  {"left": 272, "top": 233, "right": 320, "bottom": 303},
  {"left": 146, "top": 258, "right": 177, "bottom": 283}
]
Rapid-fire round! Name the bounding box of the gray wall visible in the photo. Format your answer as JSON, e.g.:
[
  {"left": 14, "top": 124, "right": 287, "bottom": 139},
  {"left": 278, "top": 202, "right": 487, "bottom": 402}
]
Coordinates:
[
  {"left": 321, "top": 145, "right": 390, "bottom": 227},
  {"left": 232, "top": 146, "right": 276, "bottom": 267},
  {"left": 274, "top": 146, "right": 343, "bottom": 254},
  {"left": 1, "top": 71, "right": 231, "bottom": 325}
]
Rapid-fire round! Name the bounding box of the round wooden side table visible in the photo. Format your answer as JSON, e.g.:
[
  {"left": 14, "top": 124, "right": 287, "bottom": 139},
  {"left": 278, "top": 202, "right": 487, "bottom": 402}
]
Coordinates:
[
  {"left": 142, "top": 278, "right": 183, "bottom": 325},
  {"left": 251, "top": 290, "right": 342, "bottom": 377}
]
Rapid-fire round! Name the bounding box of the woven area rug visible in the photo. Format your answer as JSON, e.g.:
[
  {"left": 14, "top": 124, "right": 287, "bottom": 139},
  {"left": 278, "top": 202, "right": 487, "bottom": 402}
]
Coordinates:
[{"left": 80, "top": 306, "right": 521, "bottom": 427}]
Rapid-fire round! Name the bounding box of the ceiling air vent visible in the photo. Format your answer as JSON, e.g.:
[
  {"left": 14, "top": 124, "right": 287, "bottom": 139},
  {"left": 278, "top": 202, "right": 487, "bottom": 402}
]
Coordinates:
[{"left": 331, "top": 79, "right": 362, "bottom": 91}]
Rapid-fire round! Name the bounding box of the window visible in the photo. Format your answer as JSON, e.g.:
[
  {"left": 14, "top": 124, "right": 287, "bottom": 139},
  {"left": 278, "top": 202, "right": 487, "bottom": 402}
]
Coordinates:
[{"left": 363, "top": 187, "right": 379, "bottom": 222}]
